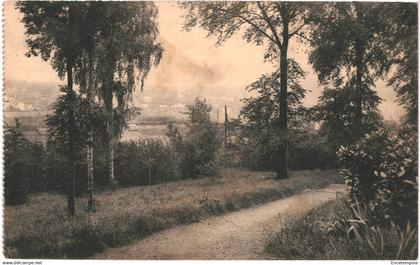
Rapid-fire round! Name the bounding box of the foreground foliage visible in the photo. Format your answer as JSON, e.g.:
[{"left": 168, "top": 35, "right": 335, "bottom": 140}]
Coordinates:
[
  {"left": 266, "top": 199, "right": 418, "bottom": 260},
  {"left": 267, "top": 124, "right": 417, "bottom": 260},
  {"left": 338, "top": 124, "right": 417, "bottom": 227}
]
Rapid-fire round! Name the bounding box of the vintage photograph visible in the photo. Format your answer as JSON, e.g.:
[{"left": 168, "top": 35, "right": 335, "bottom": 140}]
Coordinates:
[{"left": 2, "top": 1, "right": 418, "bottom": 260}]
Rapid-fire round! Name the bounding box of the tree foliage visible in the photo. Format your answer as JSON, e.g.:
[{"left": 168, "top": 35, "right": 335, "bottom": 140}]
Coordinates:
[
  {"left": 238, "top": 61, "right": 336, "bottom": 170},
  {"left": 314, "top": 84, "right": 383, "bottom": 148},
  {"left": 4, "top": 120, "right": 31, "bottom": 205},
  {"left": 382, "top": 3, "right": 418, "bottom": 124},
  {"left": 93, "top": 2, "right": 163, "bottom": 134},
  {"left": 241, "top": 59, "right": 307, "bottom": 131},
  {"left": 167, "top": 98, "right": 222, "bottom": 179},
  {"left": 46, "top": 86, "right": 107, "bottom": 155},
  {"left": 309, "top": 2, "right": 391, "bottom": 85},
  {"left": 181, "top": 2, "right": 310, "bottom": 60},
  {"left": 88, "top": 2, "right": 163, "bottom": 183},
  {"left": 338, "top": 125, "right": 417, "bottom": 227},
  {"left": 309, "top": 2, "right": 389, "bottom": 146},
  {"left": 18, "top": 1, "right": 93, "bottom": 215},
  {"left": 181, "top": 2, "right": 313, "bottom": 178}
]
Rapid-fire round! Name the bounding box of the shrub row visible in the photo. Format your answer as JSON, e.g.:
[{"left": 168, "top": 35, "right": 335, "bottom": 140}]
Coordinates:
[
  {"left": 4, "top": 117, "right": 222, "bottom": 205},
  {"left": 238, "top": 128, "right": 338, "bottom": 171}
]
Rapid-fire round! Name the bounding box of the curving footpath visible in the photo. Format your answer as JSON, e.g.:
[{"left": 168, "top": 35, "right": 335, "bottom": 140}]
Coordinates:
[{"left": 96, "top": 184, "right": 345, "bottom": 260}]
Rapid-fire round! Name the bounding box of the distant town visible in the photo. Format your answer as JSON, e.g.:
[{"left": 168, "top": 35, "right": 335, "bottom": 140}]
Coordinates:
[{"left": 4, "top": 79, "right": 240, "bottom": 143}]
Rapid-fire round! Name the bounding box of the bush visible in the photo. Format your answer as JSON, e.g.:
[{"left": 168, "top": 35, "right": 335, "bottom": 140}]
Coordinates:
[
  {"left": 238, "top": 128, "right": 279, "bottom": 171},
  {"left": 372, "top": 125, "right": 417, "bottom": 226},
  {"left": 167, "top": 98, "right": 223, "bottom": 179},
  {"left": 4, "top": 119, "right": 222, "bottom": 200},
  {"left": 266, "top": 199, "right": 418, "bottom": 260},
  {"left": 179, "top": 122, "right": 222, "bottom": 179},
  {"left": 4, "top": 120, "right": 46, "bottom": 205},
  {"left": 338, "top": 124, "right": 418, "bottom": 226},
  {"left": 115, "top": 139, "right": 180, "bottom": 186},
  {"left": 337, "top": 129, "right": 390, "bottom": 203},
  {"left": 239, "top": 127, "right": 338, "bottom": 171},
  {"left": 288, "top": 130, "right": 338, "bottom": 170},
  {"left": 5, "top": 160, "right": 30, "bottom": 205}
]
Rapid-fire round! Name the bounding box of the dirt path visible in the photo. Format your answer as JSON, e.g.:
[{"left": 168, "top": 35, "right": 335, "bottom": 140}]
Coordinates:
[{"left": 96, "top": 184, "right": 345, "bottom": 260}]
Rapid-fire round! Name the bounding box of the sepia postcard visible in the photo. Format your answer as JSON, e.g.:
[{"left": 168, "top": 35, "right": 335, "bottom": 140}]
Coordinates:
[{"left": 2, "top": 1, "right": 418, "bottom": 263}]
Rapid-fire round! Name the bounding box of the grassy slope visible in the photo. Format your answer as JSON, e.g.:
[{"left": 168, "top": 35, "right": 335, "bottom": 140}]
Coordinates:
[
  {"left": 265, "top": 198, "right": 418, "bottom": 260},
  {"left": 4, "top": 168, "right": 341, "bottom": 258}
]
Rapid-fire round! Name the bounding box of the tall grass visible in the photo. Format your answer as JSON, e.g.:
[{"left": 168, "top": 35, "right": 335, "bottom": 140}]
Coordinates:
[
  {"left": 4, "top": 169, "right": 340, "bottom": 259},
  {"left": 266, "top": 198, "right": 418, "bottom": 260}
]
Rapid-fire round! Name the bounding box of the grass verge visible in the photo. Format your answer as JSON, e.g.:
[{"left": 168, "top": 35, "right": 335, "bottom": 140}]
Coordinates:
[
  {"left": 265, "top": 198, "right": 418, "bottom": 259},
  {"left": 4, "top": 168, "right": 341, "bottom": 258}
]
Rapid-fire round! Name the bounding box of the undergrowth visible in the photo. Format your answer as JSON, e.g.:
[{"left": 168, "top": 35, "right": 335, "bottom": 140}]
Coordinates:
[{"left": 266, "top": 198, "right": 418, "bottom": 260}]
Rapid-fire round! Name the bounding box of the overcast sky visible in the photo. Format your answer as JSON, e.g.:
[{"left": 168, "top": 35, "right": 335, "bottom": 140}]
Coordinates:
[{"left": 4, "top": 1, "right": 405, "bottom": 121}]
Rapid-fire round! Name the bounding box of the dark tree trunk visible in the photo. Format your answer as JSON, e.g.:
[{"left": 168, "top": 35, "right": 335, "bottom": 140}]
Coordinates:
[
  {"left": 87, "top": 52, "right": 95, "bottom": 211},
  {"left": 354, "top": 6, "right": 365, "bottom": 143},
  {"left": 355, "top": 42, "right": 364, "bottom": 141},
  {"left": 86, "top": 133, "right": 94, "bottom": 210},
  {"left": 277, "top": 19, "right": 289, "bottom": 179},
  {"left": 65, "top": 5, "right": 76, "bottom": 216},
  {"left": 67, "top": 61, "right": 76, "bottom": 216}
]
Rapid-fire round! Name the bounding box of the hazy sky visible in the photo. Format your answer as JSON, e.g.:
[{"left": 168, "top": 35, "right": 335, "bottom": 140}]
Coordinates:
[{"left": 4, "top": 1, "right": 404, "bottom": 121}]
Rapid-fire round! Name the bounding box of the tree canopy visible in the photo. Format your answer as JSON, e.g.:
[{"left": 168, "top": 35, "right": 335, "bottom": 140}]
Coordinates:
[
  {"left": 181, "top": 2, "right": 313, "bottom": 178},
  {"left": 308, "top": 2, "right": 391, "bottom": 145}
]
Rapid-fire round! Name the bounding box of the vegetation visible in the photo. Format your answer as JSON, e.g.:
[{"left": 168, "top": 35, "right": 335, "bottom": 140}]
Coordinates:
[
  {"left": 115, "top": 139, "right": 180, "bottom": 186},
  {"left": 308, "top": 2, "right": 393, "bottom": 149},
  {"left": 264, "top": 2, "right": 417, "bottom": 260},
  {"left": 174, "top": 98, "right": 223, "bottom": 179},
  {"left": 91, "top": 2, "right": 163, "bottom": 185},
  {"left": 238, "top": 60, "right": 337, "bottom": 171},
  {"left": 18, "top": 1, "right": 87, "bottom": 215},
  {"left": 18, "top": 1, "right": 163, "bottom": 214},
  {"left": 5, "top": 1, "right": 417, "bottom": 260},
  {"left": 266, "top": 122, "right": 417, "bottom": 260},
  {"left": 383, "top": 3, "right": 418, "bottom": 124},
  {"left": 181, "top": 2, "right": 313, "bottom": 179},
  {"left": 4, "top": 169, "right": 340, "bottom": 258},
  {"left": 4, "top": 120, "right": 44, "bottom": 205},
  {"left": 338, "top": 124, "right": 417, "bottom": 227},
  {"left": 266, "top": 199, "right": 417, "bottom": 260}
]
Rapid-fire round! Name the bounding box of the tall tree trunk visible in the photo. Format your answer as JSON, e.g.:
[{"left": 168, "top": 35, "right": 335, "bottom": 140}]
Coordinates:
[
  {"left": 354, "top": 6, "right": 365, "bottom": 143},
  {"left": 355, "top": 43, "right": 364, "bottom": 141},
  {"left": 108, "top": 120, "right": 115, "bottom": 185},
  {"left": 86, "top": 133, "right": 94, "bottom": 210},
  {"left": 66, "top": 5, "right": 76, "bottom": 216},
  {"left": 277, "top": 19, "right": 289, "bottom": 179},
  {"left": 67, "top": 61, "right": 76, "bottom": 216},
  {"left": 87, "top": 52, "right": 95, "bottom": 211},
  {"left": 105, "top": 69, "right": 116, "bottom": 185}
]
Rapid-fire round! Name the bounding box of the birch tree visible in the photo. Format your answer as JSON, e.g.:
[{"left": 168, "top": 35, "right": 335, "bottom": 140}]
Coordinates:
[{"left": 94, "top": 2, "right": 163, "bottom": 185}]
